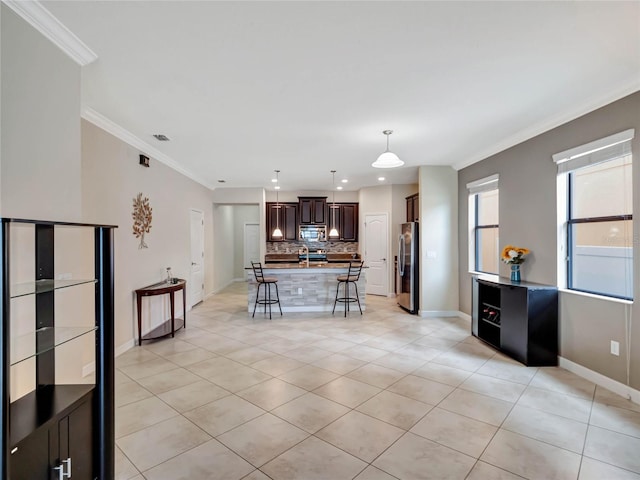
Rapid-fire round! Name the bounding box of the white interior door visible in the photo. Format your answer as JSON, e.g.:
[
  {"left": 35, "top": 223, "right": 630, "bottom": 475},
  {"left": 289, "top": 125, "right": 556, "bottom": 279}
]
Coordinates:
[
  {"left": 364, "top": 213, "right": 389, "bottom": 296},
  {"left": 244, "top": 223, "right": 260, "bottom": 274},
  {"left": 190, "top": 209, "right": 205, "bottom": 307}
]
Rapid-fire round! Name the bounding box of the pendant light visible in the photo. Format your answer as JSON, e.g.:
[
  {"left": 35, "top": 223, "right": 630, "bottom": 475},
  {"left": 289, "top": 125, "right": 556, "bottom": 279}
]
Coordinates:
[
  {"left": 372, "top": 130, "right": 404, "bottom": 168},
  {"left": 329, "top": 170, "right": 339, "bottom": 238},
  {"left": 272, "top": 170, "right": 283, "bottom": 238}
]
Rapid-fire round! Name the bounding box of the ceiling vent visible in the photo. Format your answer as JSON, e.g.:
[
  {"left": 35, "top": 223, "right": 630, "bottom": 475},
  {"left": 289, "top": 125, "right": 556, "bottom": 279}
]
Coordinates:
[{"left": 153, "top": 134, "right": 170, "bottom": 141}]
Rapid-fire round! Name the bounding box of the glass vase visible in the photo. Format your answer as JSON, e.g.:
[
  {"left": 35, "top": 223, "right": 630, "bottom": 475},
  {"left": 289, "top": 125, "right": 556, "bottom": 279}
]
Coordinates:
[{"left": 510, "top": 264, "right": 521, "bottom": 282}]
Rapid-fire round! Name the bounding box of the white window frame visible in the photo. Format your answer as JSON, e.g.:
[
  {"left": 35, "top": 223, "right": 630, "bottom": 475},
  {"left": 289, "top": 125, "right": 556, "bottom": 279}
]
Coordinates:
[
  {"left": 467, "top": 174, "right": 499, "bottom": 274},
  {"left": 554, "top": 129, "right": 634, "bottom": 300}
]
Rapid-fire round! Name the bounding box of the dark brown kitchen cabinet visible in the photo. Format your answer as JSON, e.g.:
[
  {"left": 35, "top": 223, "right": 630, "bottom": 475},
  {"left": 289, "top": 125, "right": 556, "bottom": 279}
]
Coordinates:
[
  {"left": 406, "top": 193, "right": 419, "bottom": 222},
  {"left": 328, "top": 203, "right": 358, "bottom": 242},
  {"left": 472, "top": 275, "right": 558, "bottom": 366},
  {"left": 299, "top": 197, "right": 327, "bottom": 225},
  {"left": 266, "top": 202, "right": 298, "bottom": 241}
]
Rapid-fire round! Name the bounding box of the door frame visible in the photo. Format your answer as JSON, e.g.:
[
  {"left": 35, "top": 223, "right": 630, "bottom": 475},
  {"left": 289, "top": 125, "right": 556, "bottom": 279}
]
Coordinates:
[
  {"left": 190, "top": 208, "right": 205, "bottom": 308},
  {"left": 364, "top": 212, "right": 390, "bottom": 296},
  {"left": 243, "top": 222, "right": 260, "bottom": 274}
]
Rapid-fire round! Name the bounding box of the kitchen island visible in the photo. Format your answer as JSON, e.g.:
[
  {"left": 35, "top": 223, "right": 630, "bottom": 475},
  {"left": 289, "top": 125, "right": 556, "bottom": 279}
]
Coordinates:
[{"left": 247, "top": 263, "right": 366, "bottom": 313}]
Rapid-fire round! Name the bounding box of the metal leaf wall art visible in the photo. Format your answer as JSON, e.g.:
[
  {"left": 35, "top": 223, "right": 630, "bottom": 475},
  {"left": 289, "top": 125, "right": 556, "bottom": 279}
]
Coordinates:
[{"left": 132, "top": 193, "right": 152, "bottom": 249}]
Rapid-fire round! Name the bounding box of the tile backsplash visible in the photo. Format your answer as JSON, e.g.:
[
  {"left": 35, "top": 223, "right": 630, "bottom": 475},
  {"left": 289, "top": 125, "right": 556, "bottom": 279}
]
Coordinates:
[{"left": 267, "top": 241, "right": 359, "bottom": 254}]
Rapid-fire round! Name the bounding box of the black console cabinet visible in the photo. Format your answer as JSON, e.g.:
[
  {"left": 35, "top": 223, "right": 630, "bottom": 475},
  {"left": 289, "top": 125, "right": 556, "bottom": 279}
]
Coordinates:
[
  {"left": 0, "top": 219, "right": 116, "bottom": 479},
  {"left": 472, "top": 275, "right": 558, "bottom": 366}
]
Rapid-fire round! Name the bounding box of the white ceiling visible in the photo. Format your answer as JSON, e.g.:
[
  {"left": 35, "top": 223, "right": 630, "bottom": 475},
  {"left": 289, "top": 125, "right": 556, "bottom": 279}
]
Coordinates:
[{"left": 42, "top": 1, "right": 640, "bottom": 192}]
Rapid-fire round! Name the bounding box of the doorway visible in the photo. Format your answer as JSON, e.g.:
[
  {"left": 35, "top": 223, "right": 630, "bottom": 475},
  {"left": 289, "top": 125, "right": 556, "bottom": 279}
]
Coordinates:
[
  {"left": 364, "top": 213, "right": 389, "bottom": 296},
  {"left": 190, "top": 209, "right": 205, "bottom": 307},
  {"left": 244, "top": 223, "right": 260, "bottom": 275}
]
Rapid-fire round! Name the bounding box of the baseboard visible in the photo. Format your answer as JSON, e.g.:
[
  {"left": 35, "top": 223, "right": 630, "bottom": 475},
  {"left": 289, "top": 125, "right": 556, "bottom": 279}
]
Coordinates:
[
  {"left": 457, "top": 311, "right": 471, "bottom": 322},
  {"left": 116, "top": 339, "right": 136, "bottom": 357},
  {"left": 213, "top": 279, "right": 236, "bottom": 294},
  {"left": 82, "top": 339, "right": 136, "bottom": 377},
  {"left": 559, "top": 357, "right": 640, "bottom": 405},
  {"left": 233, "top": 277, "right": 246, "bottom": 283},
  {"left": 419, "top": 310, "right": 467, "bottom": 318},
  {"left": 82, "top": 362, "right": 95, "bottom": 378}
]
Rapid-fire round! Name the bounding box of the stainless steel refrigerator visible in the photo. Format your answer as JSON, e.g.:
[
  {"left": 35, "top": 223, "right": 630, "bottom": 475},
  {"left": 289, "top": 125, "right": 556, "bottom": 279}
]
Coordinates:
[{"left": 397, "top": 222, "right": 419, "bottom": 314}]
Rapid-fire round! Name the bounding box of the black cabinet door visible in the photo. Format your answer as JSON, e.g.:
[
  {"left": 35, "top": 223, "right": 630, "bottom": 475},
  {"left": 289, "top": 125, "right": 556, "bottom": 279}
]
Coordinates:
[
  {"left": 341, "top": 204, "right": 358, "bottom": 241},
  {"left": 299, "top": 198, "right": 327, "bottom": 225},
  {"left": 500, "top": 285, "right": 528, "bottom": 365},
  {"left": 406, "top": 194, "right": 419, "bottom": 222},
  {"left": 283, "top": 204, "right": 298, "bottom": 241},
  {"left": 65, "top": 399, "right": 94, "bottom": 480},
  {"left": 9, "top": 426, "right": 50, "bottom": 479}
]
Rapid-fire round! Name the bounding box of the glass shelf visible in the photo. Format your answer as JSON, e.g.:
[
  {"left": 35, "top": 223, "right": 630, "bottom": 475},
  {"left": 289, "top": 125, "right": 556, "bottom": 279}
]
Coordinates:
[
  {"left": 10, "top": 326, "right": 97, "bottom": 366},
  {"left": 10, "top": 279, "right": 97, "bottom": 298}
]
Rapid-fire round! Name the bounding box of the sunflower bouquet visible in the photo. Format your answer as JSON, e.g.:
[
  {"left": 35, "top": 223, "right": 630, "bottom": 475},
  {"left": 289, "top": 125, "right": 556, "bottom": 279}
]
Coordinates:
[{"left": 501, "top": 245, "right": 530, "bottom": 265}]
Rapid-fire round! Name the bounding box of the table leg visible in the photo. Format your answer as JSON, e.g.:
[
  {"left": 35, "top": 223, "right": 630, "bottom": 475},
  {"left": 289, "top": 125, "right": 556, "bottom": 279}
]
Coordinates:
[
  {"left": 136, "top": 293, "right": 142, "bottom": 346},
  {"left": 170, "top": 291, "right": 175, "bottom": 338},
  {"left": 182, "top": 283, "right": 187, "bottom": 329}
]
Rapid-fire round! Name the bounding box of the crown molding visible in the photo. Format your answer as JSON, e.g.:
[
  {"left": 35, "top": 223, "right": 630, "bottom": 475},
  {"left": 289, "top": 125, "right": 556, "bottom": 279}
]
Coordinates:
[
  {"left": 452, "top": 80, "right": 640, "bottom": 171},
  {"left": 81, "top": 108, "right": 214, "bottom": 191},
  {"left": 2, "top": 0, "right": 97, "bottom": 66}
]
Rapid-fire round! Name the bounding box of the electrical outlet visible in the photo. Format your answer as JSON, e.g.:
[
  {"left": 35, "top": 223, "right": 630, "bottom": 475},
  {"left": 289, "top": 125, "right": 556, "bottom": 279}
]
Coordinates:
[
  {"left": 611, "top": 340, "right": 620, "bottom": 356},
  {"left": 298, "top": 287, "right": 302, "bottom": 295}
]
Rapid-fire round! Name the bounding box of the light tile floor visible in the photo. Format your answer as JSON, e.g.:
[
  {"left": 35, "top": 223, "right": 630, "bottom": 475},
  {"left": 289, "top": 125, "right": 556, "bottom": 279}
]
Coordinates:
[{"left": 115, "top": 282, "right": 640, "bottom": 480}]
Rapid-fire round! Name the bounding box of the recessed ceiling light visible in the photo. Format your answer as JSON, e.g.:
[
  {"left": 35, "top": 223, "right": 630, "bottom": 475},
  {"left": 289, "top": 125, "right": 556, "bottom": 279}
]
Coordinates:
[
  {"left": 341, "top": 179, "right": 348, "bottom": 183},
  {"left": 275, "top": 185, "right": 281, "bottom": 190},
  {"left": 337, "top": 186, "right": 343, "bottom": 190},
  {"left": 218, "top": 179, "right": 226, "bottom": 183},
  {"left": 378, "top": 176, "right": 386, "bottom": 181},
  {"left": 153, "top": 134, "right": 170, "bottom": 141}
]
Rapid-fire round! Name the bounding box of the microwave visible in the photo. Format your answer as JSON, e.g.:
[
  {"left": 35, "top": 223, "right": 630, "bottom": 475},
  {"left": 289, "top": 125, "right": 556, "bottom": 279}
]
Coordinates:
[{"left": 299, "top": 225, "right": 326, "bottom": 242}]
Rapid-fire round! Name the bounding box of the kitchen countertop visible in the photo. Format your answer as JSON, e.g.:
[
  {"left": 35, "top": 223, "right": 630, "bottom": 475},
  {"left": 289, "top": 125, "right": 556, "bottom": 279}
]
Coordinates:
[{"left": 247, "top": 262, "right": 366, "bottom": 269}]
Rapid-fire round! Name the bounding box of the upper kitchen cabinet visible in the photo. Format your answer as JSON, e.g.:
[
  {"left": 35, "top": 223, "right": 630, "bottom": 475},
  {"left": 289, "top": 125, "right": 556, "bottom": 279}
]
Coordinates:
[
  {"left": 328, "top": 203, "right": 359, "bottom": 242},
  {"left": 299, "top": 197, "right": 327, "bottom": 225},
  {"left": 406, "top": 193, "right": 419, "bottom": 222},
  {"left": 266, "top": 202, "right": 298, "bottom": 241}
]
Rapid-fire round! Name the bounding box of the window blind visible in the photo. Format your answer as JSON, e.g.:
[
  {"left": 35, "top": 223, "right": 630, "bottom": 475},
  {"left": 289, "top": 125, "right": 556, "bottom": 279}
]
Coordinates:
[
  {"left": 466, "top": 173, "right": 499, "bottom": 195},
  {"left": 552, "top": 129, "right": 635, "bottom": 174}
]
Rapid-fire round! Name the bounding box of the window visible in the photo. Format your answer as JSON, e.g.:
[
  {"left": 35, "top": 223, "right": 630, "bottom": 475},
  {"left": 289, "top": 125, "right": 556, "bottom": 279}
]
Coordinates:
[
  {"left": 467, "top": 175, "right": 499, "bottom": 274},
  {"left": 554, "top": 129, "right": 634, "bottom": 299}
]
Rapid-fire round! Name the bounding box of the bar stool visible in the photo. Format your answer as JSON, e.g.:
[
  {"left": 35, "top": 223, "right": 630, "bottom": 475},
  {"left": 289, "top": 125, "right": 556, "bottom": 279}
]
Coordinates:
[
  {"left": 332, "top": 261, "right": 364, "bottom": 317},
  {"left": 251, "top": 261, "right": 282, "bottom": 319}
]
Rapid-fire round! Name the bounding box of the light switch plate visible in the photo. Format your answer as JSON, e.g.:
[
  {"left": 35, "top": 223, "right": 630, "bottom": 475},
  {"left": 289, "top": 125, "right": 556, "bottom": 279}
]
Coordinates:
[{"left": 611, "top": 340, "right": 620, "bottom": 356}]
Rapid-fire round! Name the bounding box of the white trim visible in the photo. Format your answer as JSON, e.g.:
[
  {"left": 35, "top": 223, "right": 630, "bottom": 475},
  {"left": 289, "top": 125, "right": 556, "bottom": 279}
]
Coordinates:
[
  {"left": 552, "top": 129, "right": 635, "bottom": 165},
  {"left": 115, "top": 339, "right": 136, "bottom": 357},
  {"left": 82, "top": 362, "right": 95, "bottom": 378},
  {"left": 2, "top": 0, "right": 98, "bottom": 66},
  {"left": 212, "top": 278, "right": 236, "bottom": 294},
  {"left": 82, "top": 107, "right": 214, "bottom": 190},
  {"left": 457, "top": 311, "right": 471, "bottom": 322},
  {"left": 419, "top": 310, "right": 465, "bottom": 318},
  {"left": 559, "top": 288, "right": 633, "bottom": 305},
  {"left": 466, "top": 173, "right": 499, "bottom": 194},
  {"left": 559, "top": 357, "right": 640, "bottom": 405},
  {"left": 452, "top": 81, "right": 640, "bottom": 171}
]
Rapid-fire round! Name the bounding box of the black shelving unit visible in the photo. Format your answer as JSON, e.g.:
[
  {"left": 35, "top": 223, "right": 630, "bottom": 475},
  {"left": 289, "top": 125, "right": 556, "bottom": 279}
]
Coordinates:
[
  {"left": 472, "top": 274, "right": 558, "bottom": 366},
  {"left": 0, "top": 218, "right": 116, "bottom": 479}
]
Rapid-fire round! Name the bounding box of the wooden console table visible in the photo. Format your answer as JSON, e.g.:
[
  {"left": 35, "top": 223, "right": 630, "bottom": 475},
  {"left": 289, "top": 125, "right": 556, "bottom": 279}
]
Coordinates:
[{"left": 135, "top": 279, "right": 186, "bottom": 345}]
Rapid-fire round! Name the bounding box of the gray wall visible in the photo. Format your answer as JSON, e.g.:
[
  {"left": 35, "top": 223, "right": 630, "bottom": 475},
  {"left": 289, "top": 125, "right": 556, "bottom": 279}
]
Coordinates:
[
  {"left": 458, "top": 91, "right": 640, "bottom": 389},
  {"left": 1, "top": 6, "right": 82, "bottom": 220}
]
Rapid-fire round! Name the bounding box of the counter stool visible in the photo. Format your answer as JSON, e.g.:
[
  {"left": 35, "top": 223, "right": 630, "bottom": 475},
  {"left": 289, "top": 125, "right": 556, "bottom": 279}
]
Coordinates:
[
  {"left": 332, "top": 261, "right": 364, "bottom": 317},
  {"left": 251, "top": 261, "right": 282, "bottom": 319}
]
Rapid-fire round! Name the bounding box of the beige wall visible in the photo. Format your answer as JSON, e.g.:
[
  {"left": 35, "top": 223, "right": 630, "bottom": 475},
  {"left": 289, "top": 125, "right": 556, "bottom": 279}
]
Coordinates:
[
  {"left": 1, "top": 6, "right": 82, "bottom": 221},
  {"left": 81, "top": 120, "right": 215, "bottom": 351},
  {"left": 458, "top": 91, "right": 640, "bottom": 389},
  {"left": 419, "top": 166, "right": 459, "bottom": 314}
]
